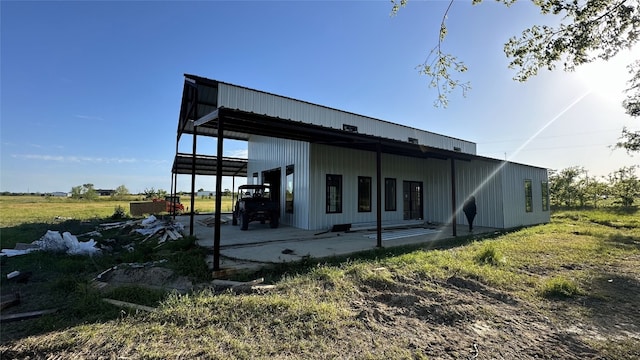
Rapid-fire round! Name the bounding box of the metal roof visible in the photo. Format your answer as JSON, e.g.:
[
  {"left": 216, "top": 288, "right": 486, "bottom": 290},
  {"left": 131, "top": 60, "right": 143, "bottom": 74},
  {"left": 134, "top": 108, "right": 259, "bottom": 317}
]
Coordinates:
[
  {"left": 171, "top": 153, "right": 247, "bottom": 177},
  {"left": 177, "top": 74, "right": 475, "bottom": 163}
]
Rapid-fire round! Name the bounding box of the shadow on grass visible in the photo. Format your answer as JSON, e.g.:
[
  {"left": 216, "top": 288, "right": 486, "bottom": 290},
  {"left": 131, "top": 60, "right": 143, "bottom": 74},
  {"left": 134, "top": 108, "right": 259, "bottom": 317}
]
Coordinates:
[
  {"left": 1, "top": 251, "right": 119, "bottom": 343},
  {"left": 605, "top": 232, "right": 640, "bottom": 251},
  {"left": 577, "top": 272, "right": 640, "bottom": 342},
  {"left": 0, "top": 218, "right": 195, "bottom": 344}
]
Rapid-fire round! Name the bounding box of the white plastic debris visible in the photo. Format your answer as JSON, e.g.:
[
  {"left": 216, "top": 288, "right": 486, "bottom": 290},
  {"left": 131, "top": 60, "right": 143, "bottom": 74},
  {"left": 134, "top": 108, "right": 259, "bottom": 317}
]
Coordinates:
[
  {"left": 35, "top": 230, "right": 70, "bottom": 253},
  {"left": 1, "top": 249, "right": 38, "bottom": 257},
  {"left": 33, "top": 230, "right": 102, "bottom": 256},
  {"left": 141, "top": 215, "right": 157, "bottom": 226}
]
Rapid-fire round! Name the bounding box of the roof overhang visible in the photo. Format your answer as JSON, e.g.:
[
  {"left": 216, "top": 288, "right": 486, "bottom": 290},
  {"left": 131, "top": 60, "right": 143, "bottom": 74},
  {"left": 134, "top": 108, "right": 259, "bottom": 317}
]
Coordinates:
[
  {"left": 172, "top": 153, "right": 248, "bottom": 177},
  {"left": 177, "top": 74, "right": 474, "bottom": 163}
]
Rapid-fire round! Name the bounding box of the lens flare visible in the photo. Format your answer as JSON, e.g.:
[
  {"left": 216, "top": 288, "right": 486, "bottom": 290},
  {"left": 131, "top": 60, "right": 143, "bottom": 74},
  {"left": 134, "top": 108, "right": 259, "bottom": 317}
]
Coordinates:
[{"left": 427, "top": 91, "right": 591, "bottom": 243}]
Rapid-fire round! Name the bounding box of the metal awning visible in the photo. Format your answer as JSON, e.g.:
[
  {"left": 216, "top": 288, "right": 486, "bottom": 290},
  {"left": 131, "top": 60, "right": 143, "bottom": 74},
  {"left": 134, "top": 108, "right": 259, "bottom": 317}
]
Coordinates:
[{"left": 172, "top": 153, "right": 247, "bottom": 177}]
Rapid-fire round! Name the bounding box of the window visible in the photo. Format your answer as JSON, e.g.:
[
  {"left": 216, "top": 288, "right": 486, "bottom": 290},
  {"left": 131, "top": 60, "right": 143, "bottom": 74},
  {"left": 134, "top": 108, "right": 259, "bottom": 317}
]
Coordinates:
[
  {"left": 326, "top": 174, "right": 342, "bottom": 213},
  {"left": 541, "top": 181, "right": 549, "bottom": 211},
  {"left": 342, "top": 124, "right": 358, "bottom": 132},
  {"left": 358, "top": 176, "right": 372, "bottom": 212},
  {"left": 385, "top": 178, "right": 396, "bottom": 211},
  {"left": 286, "top": 165, "right": 294, "bottom": 213},
  {"left": 525, "top": 179, "right": 533, "bottom": 212}
]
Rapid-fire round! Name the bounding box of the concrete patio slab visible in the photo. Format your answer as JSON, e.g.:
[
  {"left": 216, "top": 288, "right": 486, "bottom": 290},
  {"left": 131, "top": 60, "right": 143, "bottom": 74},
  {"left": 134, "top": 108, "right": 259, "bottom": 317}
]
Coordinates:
[{"left": 176, "top": 214, "right": 497, "bottom": 273}]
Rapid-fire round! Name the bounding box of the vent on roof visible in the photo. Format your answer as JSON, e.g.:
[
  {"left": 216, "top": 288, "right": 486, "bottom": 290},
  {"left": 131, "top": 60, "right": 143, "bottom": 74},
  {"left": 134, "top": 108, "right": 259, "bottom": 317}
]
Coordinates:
[
  {"left": 408, "top": 137, "right": 419, "bottom": 144},
  {"left": 343, "top": 124, "right": 358, "bottom": 132},
  {"left": 453, "top": 146, "right": 462, "bottom": 152}
]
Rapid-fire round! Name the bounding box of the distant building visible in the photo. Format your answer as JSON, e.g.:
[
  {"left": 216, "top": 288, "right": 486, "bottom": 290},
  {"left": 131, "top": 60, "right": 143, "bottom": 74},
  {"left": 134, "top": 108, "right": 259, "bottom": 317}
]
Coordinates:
[
  {"left": 196, "top": 190, "right": 215, "bottom": 197},
  {"left": 96, "top": 189, "right": 115, "bottom": 196},
  {"left": 49, "top": 192, "right": 69, "bottom": 197}
]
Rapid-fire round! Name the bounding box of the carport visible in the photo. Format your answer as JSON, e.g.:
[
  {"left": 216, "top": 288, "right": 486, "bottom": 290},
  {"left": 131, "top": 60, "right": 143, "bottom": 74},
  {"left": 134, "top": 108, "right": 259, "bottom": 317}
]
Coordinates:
[
  {"left": 174, "top": 74, "right": 473, "bottom": 271},
  {"left": 170, "top": 153, "right": 247, "bottom": 234}
]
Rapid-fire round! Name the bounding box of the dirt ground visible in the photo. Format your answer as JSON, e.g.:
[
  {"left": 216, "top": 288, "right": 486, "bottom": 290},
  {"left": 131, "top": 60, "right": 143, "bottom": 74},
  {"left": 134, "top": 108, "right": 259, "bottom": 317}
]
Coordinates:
[
  {"left": 100, "top": 266, "right": 193, "bottom": 293},
  {"left": 98, "top": 259, "right": 639, "bottom": 359},
  {"left": 2, "top": 243, "right": 638, "bottom": 358},
  {"left": 350, "top": 262, "right": 640, "bottom": 359}
]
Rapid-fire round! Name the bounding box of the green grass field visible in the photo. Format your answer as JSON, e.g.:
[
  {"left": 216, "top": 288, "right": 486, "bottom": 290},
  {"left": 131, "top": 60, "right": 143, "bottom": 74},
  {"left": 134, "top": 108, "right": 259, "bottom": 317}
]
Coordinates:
[
  {"left": 0, "top": 195, "right": 235, "bottom": 227},
  {"left": 1, "top": 199, "right": 638, "bottom": 359}
]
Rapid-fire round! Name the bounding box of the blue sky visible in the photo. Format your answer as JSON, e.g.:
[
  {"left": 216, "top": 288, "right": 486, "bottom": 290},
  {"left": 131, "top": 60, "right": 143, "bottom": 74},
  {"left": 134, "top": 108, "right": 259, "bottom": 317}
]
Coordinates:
[{"left": 1, "top": 1, "right": 638, "bottom": 194}]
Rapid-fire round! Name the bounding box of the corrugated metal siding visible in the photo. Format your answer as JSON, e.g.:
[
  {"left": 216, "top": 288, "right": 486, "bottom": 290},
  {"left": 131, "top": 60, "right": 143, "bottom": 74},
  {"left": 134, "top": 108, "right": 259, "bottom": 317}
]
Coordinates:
[
  {"left": 500, "top": 162, "right": 550, "bottom": 228},
  {"left": 423, "top": 158, "right": 453, "bottom": 224},
  {"left": 247, "top": 137, "right": 548, "bottom": 230},
  {"left": 218, "top": 83, "right": 475, "bottom": 154},
  {"left": 306, "top": 146, "right": 510, "bottom": 230},
  {"left": 453, "top": 160, "right": 505, "bottom": 229},
  {"left": 247, "top": 138, "right": 549, "bottom": 230},
  {"left": 308, "top": 144, "right": 378, "bottom": 229},
  {"left": 247, "top": 136, "right": 311, "bottom": 229}
]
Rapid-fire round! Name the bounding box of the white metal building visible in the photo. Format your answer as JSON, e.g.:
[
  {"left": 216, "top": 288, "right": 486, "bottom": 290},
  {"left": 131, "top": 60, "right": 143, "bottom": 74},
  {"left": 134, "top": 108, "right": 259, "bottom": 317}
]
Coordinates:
[{"left": 173, "top": 74, "right": 550, "bottom": 268}]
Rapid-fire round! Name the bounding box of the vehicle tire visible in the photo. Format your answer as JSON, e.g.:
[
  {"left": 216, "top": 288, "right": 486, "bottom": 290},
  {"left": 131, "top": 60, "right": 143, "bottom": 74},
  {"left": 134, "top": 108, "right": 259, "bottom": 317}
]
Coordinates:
[
  {"left": 270, "top": 213, "right": 279, "bottom": 228},
  {"left": 240, "top": 212, "right": 249, "bottom": 231}
]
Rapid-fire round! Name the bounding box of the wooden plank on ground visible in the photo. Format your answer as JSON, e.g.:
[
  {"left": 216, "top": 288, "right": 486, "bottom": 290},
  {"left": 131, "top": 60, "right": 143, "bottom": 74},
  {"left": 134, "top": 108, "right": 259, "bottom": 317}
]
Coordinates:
[
  {"left": 102, "top": 298, "right": 156, "bottom": 312},
  {"left": 211, "top": 278, "right": 264, "bottom": 288},
  {"left": 0, "top": 309, "right": 57, "bottom": 323},
  {"left": 166, "top": 230, "right": 179, "bottom": 240}
]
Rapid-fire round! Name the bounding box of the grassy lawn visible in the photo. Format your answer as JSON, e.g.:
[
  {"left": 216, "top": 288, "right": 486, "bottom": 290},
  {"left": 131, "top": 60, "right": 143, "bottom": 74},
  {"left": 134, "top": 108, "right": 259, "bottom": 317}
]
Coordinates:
[
  {"left": 1, "top": 202, "right": 638, "bottom": 359},
  {"left": 0, "top": 195, "right": 235, "bottom": 227},
  {"left": 0, "top": 195, "right": 234, "bottom": 249}
]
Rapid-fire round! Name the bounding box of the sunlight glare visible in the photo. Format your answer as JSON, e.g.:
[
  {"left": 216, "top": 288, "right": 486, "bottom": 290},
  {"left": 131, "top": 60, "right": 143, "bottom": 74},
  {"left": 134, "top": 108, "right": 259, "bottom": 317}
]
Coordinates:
[{"left": 575, "top": 48, "right": 639, "bottom": 106}]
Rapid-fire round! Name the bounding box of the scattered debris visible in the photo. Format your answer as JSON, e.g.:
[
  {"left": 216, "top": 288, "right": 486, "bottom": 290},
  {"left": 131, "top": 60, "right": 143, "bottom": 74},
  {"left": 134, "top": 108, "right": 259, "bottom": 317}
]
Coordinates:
[
  {"left": 0, "top": 308, "right": 58, "bottom": 323},
  {"left": 197, "top": 216, "right": 229, "bottom": 227},
  {"left": 1, "top": 215, "right": 185, "bottom": 257},
  {"left": 13, "top": 243, "right": 39, "bottom": 251},
  {"left": 77, "top": 230, "right": 103, "bottom": 238},
  {"left": 95, "top": 266, "right": 118, "bottom": 281},
  {"left": 0, "top": 248, "right": 38, "bottom": 257},
  {"left": 210, "top": 278, "right": 275, "bottom": 294},
  {"left": 102, "top": 298, "right": 156, "bottom": 313},
  {"left": 135, "top": 215, "right": 185, "bottom": 245},
  {"left": 331, "top": 223, "right": 351, "bottom": 232},
  {"left": 1, "top": 232, "right": 102, "bottom": 257},
  {"left": 34, "top": 230, "right": 102, "bottom": 256},
  {"left": 98, "top": 220, "right": 141, "bottom": 231},
  {"left": 6, "top": 271, "right": 32, "bottom": 283}
]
